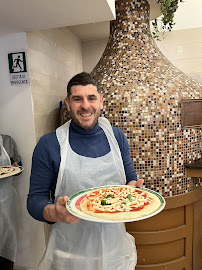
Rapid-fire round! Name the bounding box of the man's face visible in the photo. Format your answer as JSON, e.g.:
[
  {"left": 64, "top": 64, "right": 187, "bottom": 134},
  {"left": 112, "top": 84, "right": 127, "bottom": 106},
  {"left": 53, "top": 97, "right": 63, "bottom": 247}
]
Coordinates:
[{"left": 65, "top": 84, "right": 104, "bottom": 130}]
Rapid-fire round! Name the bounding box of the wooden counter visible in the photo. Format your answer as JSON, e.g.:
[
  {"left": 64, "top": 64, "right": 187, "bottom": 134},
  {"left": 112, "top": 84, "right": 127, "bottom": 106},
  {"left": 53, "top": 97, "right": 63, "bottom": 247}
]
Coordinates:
[{"left": 126, "top": 187, "right": 202, "bottom": 270}]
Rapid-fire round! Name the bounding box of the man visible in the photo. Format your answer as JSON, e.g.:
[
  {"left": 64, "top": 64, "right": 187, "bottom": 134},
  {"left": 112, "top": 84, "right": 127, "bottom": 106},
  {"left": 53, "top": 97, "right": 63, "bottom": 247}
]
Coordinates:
[
  {"left": 27, "top": 72, "right": 143, "bottom": 270},
  {"left": 0, "top": 134, "right": 22, "bottom": 270}
]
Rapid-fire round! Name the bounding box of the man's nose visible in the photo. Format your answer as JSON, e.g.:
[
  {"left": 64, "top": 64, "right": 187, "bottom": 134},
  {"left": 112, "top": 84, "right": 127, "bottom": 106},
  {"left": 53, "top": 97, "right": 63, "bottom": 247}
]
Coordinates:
[{"left": 81, "top": 98, "right": 90, "bottom": 110}]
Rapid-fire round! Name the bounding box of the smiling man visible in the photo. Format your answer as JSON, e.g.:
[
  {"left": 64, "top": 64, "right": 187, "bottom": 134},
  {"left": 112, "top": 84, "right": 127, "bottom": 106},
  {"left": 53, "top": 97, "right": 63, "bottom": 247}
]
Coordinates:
[
  {"left": 27, "top": 72, "right": 143, "bottom": 270},
  {"left": 65, "top": 83, "right": 103, "bottom": 130}
]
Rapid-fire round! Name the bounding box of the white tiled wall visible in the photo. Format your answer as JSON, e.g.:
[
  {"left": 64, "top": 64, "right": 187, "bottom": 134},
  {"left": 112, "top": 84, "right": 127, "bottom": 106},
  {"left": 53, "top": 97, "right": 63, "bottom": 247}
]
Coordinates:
[{"left": 26, "top": 27, "right": 83, "bottom": 141}]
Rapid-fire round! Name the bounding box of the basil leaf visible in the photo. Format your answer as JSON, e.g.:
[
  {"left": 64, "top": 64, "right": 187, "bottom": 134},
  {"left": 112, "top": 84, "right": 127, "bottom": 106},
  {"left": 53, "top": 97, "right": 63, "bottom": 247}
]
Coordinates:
[
  {"left": 126, "top": 194, "right": 132, "bottom": 202},
  {"left": 100, "top": 200, "right": 111, "bottom": 205},
  {"left": 101, "top": 200, "right": 106, "bottom": 205},
  {"left": 104, "top": 194, "right": 114, "bottom": 198}
]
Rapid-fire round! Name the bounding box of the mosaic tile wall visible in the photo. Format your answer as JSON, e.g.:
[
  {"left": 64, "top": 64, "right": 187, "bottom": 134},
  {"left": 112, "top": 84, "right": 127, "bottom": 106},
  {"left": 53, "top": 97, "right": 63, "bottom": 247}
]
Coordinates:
[{"left": 61, "top": 0, "right": 202, "bottom": 197}]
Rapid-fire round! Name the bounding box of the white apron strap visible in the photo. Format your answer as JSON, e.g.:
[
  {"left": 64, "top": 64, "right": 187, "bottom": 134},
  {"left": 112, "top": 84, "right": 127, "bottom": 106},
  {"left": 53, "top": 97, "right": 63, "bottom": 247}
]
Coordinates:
[
  {"left": 55, "top": 120, "right": 71, "bottom": 199},
  {"left": 98, "top": 117, "right": 126, "bottom": 182},
  {"left": 0, "top": 135, "right": 11, "bottom": 166}
]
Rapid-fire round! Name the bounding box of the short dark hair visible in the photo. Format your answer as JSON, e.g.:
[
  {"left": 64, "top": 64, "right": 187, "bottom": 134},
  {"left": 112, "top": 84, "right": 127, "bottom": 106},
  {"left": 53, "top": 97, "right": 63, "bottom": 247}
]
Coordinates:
[{"left": 67, "top": 72, "right": 101, "bottom": 97}]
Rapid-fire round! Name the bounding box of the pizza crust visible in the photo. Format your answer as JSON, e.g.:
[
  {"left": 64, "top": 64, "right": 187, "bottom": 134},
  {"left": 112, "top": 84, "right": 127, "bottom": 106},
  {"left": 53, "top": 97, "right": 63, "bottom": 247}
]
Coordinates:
[{"left": 80, "top": 186, "right": 161, "bottom": 220}]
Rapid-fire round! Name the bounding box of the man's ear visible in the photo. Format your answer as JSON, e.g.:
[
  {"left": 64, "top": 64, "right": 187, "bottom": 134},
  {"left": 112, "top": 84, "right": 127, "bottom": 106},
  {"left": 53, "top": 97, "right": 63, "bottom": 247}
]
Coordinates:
[
  {"left": 65, "top": 97, "right": 70, "bottom": 112},
  {"left": 100, "top": 95, "right": 104, "bottom": 110}
]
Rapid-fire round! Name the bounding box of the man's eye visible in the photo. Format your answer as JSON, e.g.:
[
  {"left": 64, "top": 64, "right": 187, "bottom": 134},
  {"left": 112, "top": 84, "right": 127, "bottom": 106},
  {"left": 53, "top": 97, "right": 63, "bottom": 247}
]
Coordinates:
[{"left": 89, "top": 97, "right": 97, "bottom": 101}]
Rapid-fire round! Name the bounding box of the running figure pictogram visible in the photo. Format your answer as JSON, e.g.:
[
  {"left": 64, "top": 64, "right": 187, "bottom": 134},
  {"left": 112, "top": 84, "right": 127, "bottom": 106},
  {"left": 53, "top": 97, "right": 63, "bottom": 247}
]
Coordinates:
[{"left": 13, "top": 56, "right": 23, "bottom": 70}]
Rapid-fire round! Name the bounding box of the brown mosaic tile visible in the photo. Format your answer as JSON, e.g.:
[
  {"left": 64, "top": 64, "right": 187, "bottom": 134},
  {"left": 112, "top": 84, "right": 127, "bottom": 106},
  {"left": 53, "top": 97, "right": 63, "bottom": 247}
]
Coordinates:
[{"left": 61, "top": 0, "right": 202, "bottom": 197}]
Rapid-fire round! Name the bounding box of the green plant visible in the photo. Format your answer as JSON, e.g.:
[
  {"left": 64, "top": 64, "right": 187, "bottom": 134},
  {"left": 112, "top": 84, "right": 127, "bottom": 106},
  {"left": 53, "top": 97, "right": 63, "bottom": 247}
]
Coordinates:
[{"left": 151, "top": 0, "right": 184, "bottom": 40}]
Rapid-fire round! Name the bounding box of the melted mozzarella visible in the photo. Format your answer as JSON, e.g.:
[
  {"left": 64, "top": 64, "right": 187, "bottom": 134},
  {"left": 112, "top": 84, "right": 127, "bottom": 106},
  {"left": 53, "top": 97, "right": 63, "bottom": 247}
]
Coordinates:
[{"left": 89, "top": 187, "right": 152, "bottom": 212}]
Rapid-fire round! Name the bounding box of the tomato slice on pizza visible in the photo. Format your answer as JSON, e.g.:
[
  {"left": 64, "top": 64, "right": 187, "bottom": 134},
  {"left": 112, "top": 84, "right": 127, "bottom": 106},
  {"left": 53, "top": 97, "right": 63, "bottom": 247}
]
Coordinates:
[{"left": 80, "top": 186, "right": 161, "bottom": 220}]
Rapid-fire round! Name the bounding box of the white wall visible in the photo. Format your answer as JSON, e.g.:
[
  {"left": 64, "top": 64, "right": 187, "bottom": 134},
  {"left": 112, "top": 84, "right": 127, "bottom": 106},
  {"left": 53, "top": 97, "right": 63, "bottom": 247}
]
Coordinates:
[
  {"left": 0, "top": 32, "right": 46, "bottom": 269},
  {"left": 155, "top": 27, "right": 202, "bottom": 84},
  {"left": 82, "top": 39, "right": 108, "bottom": 73},
  {"left": 170, "top": 0, "right": 202, "bottom": 31},
  {"left": 27, "top": 27, "right": 83, "bottom": 142},
  {"left": 150, "top": 0, "right": 202, "bottom": 32}
]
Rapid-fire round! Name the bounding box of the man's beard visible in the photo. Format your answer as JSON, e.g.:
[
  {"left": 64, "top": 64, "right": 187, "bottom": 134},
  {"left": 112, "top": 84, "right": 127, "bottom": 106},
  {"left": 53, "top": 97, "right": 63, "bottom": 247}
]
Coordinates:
[{"left": 69, "top": 108, "right": 101, "bottom": 130}]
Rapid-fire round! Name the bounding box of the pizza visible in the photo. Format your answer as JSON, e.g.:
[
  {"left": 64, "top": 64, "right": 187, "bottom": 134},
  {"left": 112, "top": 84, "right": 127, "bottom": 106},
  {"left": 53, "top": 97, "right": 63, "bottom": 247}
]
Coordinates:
[
  {"left": 0, "top": 166, "right": 21, "bottom": 179},
  {"left": 80, "top": 186, "right": 161, "bottom": 220}
]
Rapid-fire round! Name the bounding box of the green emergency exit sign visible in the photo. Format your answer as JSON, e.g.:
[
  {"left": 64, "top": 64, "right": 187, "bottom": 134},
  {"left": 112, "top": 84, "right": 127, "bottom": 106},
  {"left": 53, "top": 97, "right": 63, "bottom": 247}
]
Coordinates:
[{"left": 8, "top": 51, "right": 30, "bottom": 85}]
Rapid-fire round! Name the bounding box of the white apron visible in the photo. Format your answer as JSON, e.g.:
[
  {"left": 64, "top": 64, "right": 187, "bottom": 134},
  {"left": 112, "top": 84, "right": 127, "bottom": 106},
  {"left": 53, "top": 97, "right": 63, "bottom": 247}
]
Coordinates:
[
  {"left": 39, "top": 117, "right": 137, "bottom": 270},
  {"left": 0, "top": 135, "right": 17, "bottom": 262}
]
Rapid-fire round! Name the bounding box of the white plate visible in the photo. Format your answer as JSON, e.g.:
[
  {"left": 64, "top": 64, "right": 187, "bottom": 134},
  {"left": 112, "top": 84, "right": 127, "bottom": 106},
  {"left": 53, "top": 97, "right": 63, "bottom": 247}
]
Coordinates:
[
  {"left": 66, "top": 185, "right": 166, "bottom": 223},
  {"left": 0, "top": 166, "right": 24, "bottom": 179}
]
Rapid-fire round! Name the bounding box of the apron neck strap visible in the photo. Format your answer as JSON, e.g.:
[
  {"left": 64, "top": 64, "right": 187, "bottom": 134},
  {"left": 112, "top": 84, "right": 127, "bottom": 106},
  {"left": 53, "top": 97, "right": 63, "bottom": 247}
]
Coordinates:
[{"left": 0, "top": 135, "right": 3, "bottom": 145}]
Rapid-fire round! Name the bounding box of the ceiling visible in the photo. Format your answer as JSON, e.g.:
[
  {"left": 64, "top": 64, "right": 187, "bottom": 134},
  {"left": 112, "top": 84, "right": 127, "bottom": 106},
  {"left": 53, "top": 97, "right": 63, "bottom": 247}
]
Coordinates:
[
  {"left": 0, "top": 0, "right": 115, "bottom": 37},
  {"left": 68, "top": 0, "right": 161, "bottom": 41},
  {"left": 0, "top": 0, "right": 161, "bottom": 41},
  {"left": 68, "top": 21, "right": 111, "bottom": 41}
]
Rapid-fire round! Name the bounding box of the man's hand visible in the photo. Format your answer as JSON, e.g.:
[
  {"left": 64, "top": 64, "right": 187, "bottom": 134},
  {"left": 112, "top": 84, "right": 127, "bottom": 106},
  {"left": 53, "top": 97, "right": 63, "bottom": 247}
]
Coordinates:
[
  {"left": 12, "top": 162, "right": 19, "bottom": 167},
  {"left": 43, "top": 196, "right": 80, "bottom": 224},
  {"left": 127, "top": 179, "right": 144, "bottom": 187}
]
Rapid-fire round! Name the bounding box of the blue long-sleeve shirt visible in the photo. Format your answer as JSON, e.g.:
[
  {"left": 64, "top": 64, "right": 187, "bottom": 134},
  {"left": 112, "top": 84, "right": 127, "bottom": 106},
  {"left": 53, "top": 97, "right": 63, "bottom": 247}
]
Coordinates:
[{"left": 27, "top": 121, "right": 137, "bottom": 222}]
